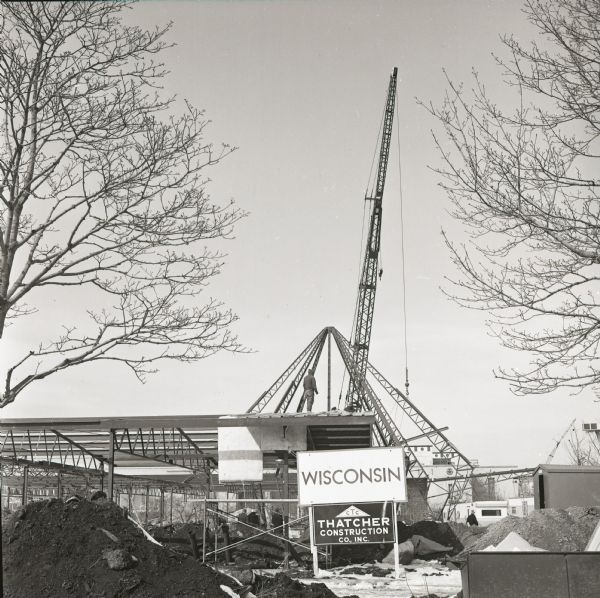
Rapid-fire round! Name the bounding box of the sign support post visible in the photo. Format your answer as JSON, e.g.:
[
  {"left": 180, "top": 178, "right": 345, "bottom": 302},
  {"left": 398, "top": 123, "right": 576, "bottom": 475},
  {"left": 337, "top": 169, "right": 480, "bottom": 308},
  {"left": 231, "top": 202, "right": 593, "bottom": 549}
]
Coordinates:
[
  {"left": 308, "top": 505, "right": 319, "bottom": 577},
  {"left": 392, "top": 501, "right": 400, "bottom": 579}
]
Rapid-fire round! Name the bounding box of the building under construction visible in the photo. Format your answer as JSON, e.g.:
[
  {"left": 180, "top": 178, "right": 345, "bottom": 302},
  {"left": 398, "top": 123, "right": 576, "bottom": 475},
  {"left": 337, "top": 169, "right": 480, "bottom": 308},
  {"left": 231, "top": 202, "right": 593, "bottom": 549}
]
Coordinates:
[{"left": 0, "top": 68, "right": 532, "bottom": 528}]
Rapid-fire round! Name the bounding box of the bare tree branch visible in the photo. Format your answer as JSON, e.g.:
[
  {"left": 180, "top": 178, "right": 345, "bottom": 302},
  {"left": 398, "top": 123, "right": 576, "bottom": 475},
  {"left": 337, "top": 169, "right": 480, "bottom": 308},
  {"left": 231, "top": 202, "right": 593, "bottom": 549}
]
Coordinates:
[
  {"left": 0, "top": 1, "right": 248, "bottom": 407},
  {"left": 423, "top": 0, "right": 600, "bottom": 396}
]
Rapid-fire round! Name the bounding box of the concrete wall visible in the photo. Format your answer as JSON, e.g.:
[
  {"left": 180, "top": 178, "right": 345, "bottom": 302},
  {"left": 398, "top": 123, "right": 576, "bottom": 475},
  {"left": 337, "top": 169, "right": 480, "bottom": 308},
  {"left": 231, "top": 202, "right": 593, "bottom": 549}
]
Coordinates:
[
  {"left": 398, "top": 479, "right": 430, "bottom": 522},
  {"left": 217, "top": 424, "right": 307, "bottom": 483}
]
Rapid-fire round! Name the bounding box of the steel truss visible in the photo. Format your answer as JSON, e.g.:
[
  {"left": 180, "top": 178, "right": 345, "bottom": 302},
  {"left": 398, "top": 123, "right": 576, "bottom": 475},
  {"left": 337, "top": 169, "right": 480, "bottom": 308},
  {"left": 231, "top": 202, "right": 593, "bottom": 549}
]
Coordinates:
[
  {"left": 246, "top": 326, "right": 534, "bottom": 518},
  {"left": 0, "top": 422, "right": 214, "bottom": 502}
]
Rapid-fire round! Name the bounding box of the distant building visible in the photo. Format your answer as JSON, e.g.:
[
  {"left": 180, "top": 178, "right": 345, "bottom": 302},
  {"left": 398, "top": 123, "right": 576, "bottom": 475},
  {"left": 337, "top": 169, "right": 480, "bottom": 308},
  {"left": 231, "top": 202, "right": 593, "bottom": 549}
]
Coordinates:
[{"left": 446, "top": 497, "right": 534, "bottom": 526}]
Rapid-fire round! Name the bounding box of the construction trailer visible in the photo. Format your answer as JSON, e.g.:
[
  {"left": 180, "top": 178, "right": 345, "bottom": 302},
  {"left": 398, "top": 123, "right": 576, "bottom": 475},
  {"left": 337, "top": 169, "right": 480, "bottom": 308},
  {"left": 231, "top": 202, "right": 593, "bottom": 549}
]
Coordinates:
[
  {"left": 461, "top": 551, "right": 600, "bottom": 598},
  {"left": 448, "top": 497, "right": 535, "bottom": 526},
  {"left": 533, "top": 464, "right": 600, "bottom": 509}
]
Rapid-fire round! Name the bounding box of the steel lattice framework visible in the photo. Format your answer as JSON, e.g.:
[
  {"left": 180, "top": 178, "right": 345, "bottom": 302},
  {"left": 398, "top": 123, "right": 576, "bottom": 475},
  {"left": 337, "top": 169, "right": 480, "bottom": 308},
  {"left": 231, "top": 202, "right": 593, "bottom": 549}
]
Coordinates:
[{"left": 246, "top": 326, "right": 533, "bottom": 515}]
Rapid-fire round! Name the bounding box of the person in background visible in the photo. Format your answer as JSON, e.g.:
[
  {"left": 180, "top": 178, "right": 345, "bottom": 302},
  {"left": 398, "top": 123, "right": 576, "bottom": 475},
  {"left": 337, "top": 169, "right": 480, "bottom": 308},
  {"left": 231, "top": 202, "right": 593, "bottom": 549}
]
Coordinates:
[
  {"left": 302, "top": 368, "right": 318, "bottom": 411},
  {"left": 271, "top": 507, "right": 284, "bottom": 533},
  {"left": 247, "top": 509, "right": 260, "bottom": 528},
  {"left": 466, "top": 510, "right": 479, "bottom": 527}
]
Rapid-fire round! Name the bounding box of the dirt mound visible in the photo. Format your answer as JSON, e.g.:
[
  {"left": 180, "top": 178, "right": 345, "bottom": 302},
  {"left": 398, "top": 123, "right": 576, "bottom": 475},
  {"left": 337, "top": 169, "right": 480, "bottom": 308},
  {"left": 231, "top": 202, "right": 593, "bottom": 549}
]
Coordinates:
[
  {"left": 457, "top": 506, "right": 600, "bottom": 558},
  {"left": 447, "top": 522, "right": 487, "bottom": 551},
  {"left": 2, "top": 497, "right": 238, "bottom": 597}
]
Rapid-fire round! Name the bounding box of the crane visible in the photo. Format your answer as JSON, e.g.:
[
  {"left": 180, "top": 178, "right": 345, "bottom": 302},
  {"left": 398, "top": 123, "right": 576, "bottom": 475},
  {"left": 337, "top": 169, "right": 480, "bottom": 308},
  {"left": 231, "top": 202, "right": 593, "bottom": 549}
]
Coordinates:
[
  {"left": 246, "top": 68, "right": 484, "bottom": 519},
  {"left": 345, "top": 68, "right": 398, "bottom": 411},
  {"left": 546, "top": 418, "right": 576, "bottom": 463}
]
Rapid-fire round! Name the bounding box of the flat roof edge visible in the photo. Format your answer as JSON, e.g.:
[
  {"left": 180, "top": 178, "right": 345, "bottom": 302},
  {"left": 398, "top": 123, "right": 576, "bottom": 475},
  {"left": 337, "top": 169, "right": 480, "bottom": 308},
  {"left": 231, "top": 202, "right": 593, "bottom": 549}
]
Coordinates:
[{"left": 0, "top": 410, "right": 376, "bottom": 431}]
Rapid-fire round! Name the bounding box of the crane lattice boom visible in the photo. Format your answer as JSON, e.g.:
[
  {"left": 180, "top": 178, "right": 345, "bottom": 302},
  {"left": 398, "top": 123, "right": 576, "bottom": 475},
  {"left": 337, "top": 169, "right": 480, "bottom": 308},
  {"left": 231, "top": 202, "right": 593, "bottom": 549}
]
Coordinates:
[{"left": 346, "top": 67, "right": 398, "bottom": 410}]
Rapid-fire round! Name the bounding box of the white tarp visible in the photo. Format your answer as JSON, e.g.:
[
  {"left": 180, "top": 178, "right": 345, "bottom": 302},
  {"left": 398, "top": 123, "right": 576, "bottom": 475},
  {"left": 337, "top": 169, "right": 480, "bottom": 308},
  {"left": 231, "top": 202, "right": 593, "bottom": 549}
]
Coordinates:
[{"left": 586, "top": 519, "right": 600, "bottom": 551}]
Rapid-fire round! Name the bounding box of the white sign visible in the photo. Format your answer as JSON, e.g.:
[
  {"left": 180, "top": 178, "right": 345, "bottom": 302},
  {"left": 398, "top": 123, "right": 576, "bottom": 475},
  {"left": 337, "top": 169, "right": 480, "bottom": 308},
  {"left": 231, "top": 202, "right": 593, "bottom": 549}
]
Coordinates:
[{"left": 297, "top": 447, "right": 407, "bottom": 506}]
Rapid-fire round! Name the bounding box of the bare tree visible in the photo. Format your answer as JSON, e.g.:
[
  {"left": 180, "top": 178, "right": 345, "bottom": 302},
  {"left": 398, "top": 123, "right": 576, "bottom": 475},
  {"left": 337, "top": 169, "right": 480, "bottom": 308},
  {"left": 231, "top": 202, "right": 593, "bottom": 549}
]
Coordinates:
[
  {"left": 424, "top": 0, "right": 600, "bottom": 395},
  {"left": 0, "top": 2, "right": 246, "bottom": 406},
  {"left": 566, "top": 428, "right": 600, "bottom": 465}
]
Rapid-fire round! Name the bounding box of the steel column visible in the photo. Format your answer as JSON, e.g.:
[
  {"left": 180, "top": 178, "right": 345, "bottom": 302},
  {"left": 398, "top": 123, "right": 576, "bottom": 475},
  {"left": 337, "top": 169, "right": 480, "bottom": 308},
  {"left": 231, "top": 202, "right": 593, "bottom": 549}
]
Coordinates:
[
  {"left": 327, "top": 330, "right": 332, "bottom": 411},
  {"left": 22, "top": 465, "right": 28, "bottom": 506},
  {"left": 107, "top": 429, "right": 115, "bottom": 502},
  {"left": 283, "top": 451, "right": 290, "bottom": 569}
]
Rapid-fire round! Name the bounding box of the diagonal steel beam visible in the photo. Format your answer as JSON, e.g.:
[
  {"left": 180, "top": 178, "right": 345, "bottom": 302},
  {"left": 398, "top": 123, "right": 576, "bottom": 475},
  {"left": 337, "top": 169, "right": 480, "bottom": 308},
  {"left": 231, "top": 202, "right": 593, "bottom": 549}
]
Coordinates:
[
  {"left": 364, "top": 357, "right": 474, "bottom": 515},
  {"left": 330, "top": 327, "right": 431, "bottom": 478},
  {"left": 247, "top": 328, "right": 328, "bottom": 413}
]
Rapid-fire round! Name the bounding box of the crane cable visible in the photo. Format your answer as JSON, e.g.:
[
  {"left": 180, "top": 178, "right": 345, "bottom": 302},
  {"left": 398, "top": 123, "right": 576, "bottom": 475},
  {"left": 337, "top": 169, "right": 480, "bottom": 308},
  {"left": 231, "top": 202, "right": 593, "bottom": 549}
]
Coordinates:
[
  {"left": 395, "top": 79, "right": 410, "bottom": 397},
  {"left": 338, "top": 94, "right": 387, "bottom": 408},
  {"left": 350, "top": 102, "right": 386, "bottom": 342}
]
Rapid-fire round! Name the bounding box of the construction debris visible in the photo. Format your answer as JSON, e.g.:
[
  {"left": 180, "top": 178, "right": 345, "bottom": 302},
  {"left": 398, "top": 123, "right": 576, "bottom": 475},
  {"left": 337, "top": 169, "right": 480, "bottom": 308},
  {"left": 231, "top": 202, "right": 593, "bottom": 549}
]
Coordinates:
[{"left": 253, "top": 573, "right": 354, "bottom": 598}]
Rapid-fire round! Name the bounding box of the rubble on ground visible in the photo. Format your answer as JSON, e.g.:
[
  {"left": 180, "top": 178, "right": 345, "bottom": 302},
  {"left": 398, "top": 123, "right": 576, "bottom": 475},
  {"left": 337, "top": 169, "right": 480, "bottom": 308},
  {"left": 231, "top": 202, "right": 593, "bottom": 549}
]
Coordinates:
[
  {"left": 397, "top": 521, "right": 463, "bottom": 556},
  {"left": 150, "top": 522, "right": 209, "bottom": 558},
  {"left": 329, "top": 543, "right": 388, "bottom": 567},
  {"left": 300, "top": 561, "right": 462, "bottom": 598},
  {"left": 254, "top": 572, "right": 357, "bottom": 598},
  {"left": 455, "top": 506, "right": 600, "bottom": 559},
  {"left": 2, "top": 498, "right": 240, "bottom": 597}
]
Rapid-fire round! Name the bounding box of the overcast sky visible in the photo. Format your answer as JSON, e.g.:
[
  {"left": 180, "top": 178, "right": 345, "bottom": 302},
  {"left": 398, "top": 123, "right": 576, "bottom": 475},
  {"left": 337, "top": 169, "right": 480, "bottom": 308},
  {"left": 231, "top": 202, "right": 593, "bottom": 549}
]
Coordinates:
[{"left": 3, "top": 0, "right": 598, "bottom": 470}]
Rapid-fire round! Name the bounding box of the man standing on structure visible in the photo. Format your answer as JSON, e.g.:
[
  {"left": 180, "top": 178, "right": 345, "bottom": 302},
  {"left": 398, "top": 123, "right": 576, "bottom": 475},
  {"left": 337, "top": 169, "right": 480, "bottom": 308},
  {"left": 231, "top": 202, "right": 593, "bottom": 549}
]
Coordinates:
[{"left": 302, "top": 368, "right": 318, "bottom": 411}]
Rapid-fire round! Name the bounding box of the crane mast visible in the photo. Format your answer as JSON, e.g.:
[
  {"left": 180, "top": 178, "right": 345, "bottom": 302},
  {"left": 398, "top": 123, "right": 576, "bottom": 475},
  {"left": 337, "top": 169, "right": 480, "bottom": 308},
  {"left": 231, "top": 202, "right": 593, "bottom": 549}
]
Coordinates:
[{"left": 346, "top": 67, "right": 398, "bottom": 411}]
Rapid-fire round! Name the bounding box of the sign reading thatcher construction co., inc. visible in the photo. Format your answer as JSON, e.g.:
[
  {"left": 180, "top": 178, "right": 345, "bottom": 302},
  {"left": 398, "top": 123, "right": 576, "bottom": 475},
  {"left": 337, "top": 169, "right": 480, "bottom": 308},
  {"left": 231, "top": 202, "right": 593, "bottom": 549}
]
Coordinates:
[
  {"left": 313, "top": 502, "right": 395, "bottom": 545},
  {"left": 297, "top": 447, "right": 407, "bottom": 506}
]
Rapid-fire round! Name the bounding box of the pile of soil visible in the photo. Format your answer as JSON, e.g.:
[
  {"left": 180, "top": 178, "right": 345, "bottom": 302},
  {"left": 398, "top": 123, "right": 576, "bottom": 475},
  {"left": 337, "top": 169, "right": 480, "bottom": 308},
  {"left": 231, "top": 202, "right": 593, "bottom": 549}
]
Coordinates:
[
  {"left": 447, "top": 522, "right": 486, "bottom": 552},
  {"left": 2, "top": 497, "right": 239, "bottom": 598},
  {"left": 456, "top": 506, "right": 600, "bottom": 558}
]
